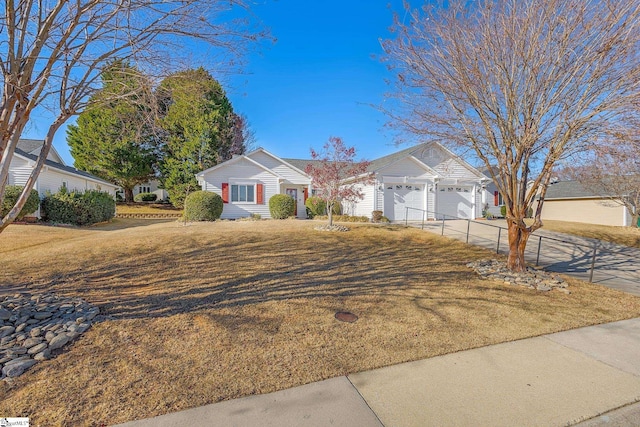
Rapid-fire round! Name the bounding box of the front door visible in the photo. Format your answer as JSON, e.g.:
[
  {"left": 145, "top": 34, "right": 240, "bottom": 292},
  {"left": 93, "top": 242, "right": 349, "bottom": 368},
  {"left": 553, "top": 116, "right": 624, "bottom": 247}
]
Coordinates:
[{"left": 285, "top": 188, "right": 298, "bottom": 217}]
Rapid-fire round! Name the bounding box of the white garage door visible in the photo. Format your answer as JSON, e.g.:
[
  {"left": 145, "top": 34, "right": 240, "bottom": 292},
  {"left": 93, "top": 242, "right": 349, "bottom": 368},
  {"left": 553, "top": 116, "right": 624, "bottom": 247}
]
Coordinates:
[
  {"left": 436, "top": 185, "right": 473, "bottom": 219},
  {"left": 384, "top": 184, "right": 425, "bottom": 221}
]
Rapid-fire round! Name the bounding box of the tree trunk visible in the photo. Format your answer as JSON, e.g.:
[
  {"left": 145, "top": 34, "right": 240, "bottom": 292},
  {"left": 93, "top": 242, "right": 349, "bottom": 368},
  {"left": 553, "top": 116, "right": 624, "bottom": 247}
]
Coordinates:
[
  {"left": 328, "top": 202, "right": 334, "bottom": 227},
  {"left": 506, "top": 220, "right": 531, "bottom": 272},
  {"left": 124, "top": 187, "right": 134, "bottom": 202},
  {"left": 632, "top": 212, "right": 639, "bottom": 228}
]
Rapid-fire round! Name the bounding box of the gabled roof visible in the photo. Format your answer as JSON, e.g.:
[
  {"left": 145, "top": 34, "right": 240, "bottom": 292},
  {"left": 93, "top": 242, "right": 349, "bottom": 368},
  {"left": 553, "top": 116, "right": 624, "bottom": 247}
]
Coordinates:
[
  {"left": 14, "top": 148, "right": 116, "bottom": 187},
  {"left": 196, "top": 149, "right": 283, "bottom": 178},
  {"left": 17, "top": 138, "right": 65, "bottom": 165}
]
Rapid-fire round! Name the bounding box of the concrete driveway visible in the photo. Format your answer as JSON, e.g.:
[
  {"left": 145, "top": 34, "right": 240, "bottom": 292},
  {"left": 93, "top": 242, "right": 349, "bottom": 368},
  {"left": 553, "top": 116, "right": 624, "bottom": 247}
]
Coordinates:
[{"left": 411, "top": 219, "right": 640, "bottom": 296}]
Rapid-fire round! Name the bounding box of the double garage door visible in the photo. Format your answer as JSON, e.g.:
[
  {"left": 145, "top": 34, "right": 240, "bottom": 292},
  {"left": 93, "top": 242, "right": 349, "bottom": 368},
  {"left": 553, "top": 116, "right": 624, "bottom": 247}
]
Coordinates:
[{"left": 383, "top": 184, "right": 474, "bottom": 221}]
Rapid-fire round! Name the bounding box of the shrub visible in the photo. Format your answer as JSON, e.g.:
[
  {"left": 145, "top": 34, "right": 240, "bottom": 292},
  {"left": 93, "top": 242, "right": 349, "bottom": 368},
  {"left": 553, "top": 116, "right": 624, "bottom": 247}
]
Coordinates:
[
  {"left": 41, "top": 189, "right": 115, "bottom": 225},
  {"left": 184, "top": 191, "right": 223, "bottom": 221},
  {"left": 372, "top": 210, "right": 383, "bottom": 222},
  {"left": 1, "top": 185, "right": 40, "bottom": 220},
  {"left": 269, "top": 194, "right": 295, "bottom": 219},
  {"left": 134, "top": 192, "right": 157, "bottom": 202},
  {"left": 500, "top": 205, "right": 506, "bottom": 217},
  {"left": 304, "top": 196, "right": 342, "bottom": 218},
  {"left": 314, "top": 214, "right": 369, "bottom": 223},
  {"left": 380, "top": 215, "right": 390, "bottom": 223}
]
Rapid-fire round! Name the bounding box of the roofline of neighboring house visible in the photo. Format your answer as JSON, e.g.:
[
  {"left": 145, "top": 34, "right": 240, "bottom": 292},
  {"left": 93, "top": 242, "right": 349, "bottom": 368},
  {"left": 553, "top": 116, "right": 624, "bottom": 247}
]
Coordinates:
[
  {"left": 14, "top": 149, "right": 117, "bottom": 188},
  {"left": 543, "top": 195, "right": 622, "bottom": 201}
]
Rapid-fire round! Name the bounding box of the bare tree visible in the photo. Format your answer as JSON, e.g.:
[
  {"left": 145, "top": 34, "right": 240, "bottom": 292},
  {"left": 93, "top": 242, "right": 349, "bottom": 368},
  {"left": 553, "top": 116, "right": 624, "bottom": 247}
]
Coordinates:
[
  {"left": 0, "top": 0, "right": 268, "bottom": 232},
  {"left": 560, "top": 132, "right": 640, "bottom": 228},
  {"left": 382, "top": 0, "right": 640, "bottom": 271}
]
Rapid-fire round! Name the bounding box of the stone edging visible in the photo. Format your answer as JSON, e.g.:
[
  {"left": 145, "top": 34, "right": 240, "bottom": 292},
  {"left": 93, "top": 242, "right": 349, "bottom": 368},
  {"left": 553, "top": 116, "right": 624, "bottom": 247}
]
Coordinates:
[
  {"left": 115, "top": 213, "right": 182, "bottom": 219},
  {"left": 0, "top": 292, "right": 99, "bottom": 380},
  {"left": 467, "top": 259, "right": 570, "bottom": 293}
]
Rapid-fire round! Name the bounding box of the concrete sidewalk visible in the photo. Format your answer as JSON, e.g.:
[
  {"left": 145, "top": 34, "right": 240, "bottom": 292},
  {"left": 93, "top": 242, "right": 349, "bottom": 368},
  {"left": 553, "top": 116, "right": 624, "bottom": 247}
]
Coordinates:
[{"left": 115, "top": 318, "right": 640, "bottom": 427}]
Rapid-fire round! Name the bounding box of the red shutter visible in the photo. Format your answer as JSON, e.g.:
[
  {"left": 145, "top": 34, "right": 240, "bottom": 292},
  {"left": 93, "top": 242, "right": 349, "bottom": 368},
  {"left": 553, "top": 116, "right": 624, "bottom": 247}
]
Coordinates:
[
  {"left": 222, "top": 183, "right": 229, "bottom": 203},
  {"left": 256, "top": 183, "right": 264, "bottom": 205},
  {"left": 494, "top": 191, "right": 499, "bottom": 206},
  {"left": 303, "top": 187, "right": 308, "bottom": 203}
]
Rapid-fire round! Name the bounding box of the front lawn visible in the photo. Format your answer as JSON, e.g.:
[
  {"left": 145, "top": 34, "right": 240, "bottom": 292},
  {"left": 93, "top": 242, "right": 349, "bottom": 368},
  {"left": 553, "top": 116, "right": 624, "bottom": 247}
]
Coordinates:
[
  {"left": 537, "top": 219, "right": 640, "bottom": 249},
  {"left": 1, "top": 220, "right": 639, "bottom": 426}
]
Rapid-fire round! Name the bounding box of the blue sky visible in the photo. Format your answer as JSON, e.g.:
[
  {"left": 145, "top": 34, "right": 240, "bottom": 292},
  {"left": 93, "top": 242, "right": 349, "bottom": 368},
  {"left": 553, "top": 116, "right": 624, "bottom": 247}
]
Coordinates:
[{"left": 26, "top": 0, "right": 408, "bottom": 165}]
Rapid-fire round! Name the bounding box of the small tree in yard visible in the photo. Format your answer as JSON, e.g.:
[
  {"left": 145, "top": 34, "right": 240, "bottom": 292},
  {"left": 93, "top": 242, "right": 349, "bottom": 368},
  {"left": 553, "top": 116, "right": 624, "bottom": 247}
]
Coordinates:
[
  {"left": 305, "top": 137, "right": 372, "bottom": 227},
  {"left": 383, "top": 0, "right": 640, "bottom": 271}
]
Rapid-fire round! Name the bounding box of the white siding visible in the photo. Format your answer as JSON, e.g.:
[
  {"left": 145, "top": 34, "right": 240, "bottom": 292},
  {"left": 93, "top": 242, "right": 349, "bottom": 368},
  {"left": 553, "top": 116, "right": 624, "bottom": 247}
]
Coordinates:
[
  {"left": 200, "top": 157, "right": 278, "bottom": 219},
  {"left": 8, "top": 156, "right": 32, "bottom": 186},
  {"left": 248, "top": 151, "right": 309, "bottom": 184},
  {"left": 343, "top": 183, "right": 375, "bottom": 217},
  {"left": 377, "top": 157, "right": 435, "bottom": 181}
]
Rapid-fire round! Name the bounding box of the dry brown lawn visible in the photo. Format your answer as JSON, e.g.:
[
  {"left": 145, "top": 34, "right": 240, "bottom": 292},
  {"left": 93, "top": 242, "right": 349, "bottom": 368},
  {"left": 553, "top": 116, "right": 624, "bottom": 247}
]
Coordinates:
[
  {"left": 538, "top": 219, "right": 640, "bottom": 248},
  {"left": 1, "top": 219, "right": 639, "bottom": 427},
  {"left": 116, "top": 203, "right": 182, "bottom": 215}
]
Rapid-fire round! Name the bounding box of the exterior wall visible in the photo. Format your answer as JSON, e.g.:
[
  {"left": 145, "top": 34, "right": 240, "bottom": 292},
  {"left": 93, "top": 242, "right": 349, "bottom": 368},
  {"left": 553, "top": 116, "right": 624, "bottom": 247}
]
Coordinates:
[
  {"left": 8, "top": 156, "right": 32, "bottom": 186},
  {"left": 133, "top": 180, "right": 168, "bottom": 201},
  {"left": 342, "top": 183, "right": 375, "bottom": 217},
  {"left": 248, "top": 151, "right": 309, "bottom": 184},
  {"left": 199, "top": 157, "right": 278, "bottom": 219},
  {"left": 540, "top": 198, "right": 627, "bottom": 227},
  {"left": 377, "top": 157, "right": 435, "bottom": 181}
]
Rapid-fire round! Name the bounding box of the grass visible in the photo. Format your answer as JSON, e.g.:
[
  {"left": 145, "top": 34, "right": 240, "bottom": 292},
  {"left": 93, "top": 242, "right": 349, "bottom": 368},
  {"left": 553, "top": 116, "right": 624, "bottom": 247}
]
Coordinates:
[
  {"left": 116, "top": 202, "right": 182, "bottom": 215},
  {"left": 1, "top": 220, "right": 639, "bottom": 426},
  {"left": 538, "top": 219, "right": 640, "bottom": 248}
]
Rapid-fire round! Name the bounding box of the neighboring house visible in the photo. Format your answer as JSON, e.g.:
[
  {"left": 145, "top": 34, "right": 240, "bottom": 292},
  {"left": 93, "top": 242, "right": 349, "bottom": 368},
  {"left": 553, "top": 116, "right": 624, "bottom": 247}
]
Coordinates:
[
  {"left": 196, "top": 142, "right": 490, "bottom": 221},
  {"left": 538, "top": 180, "right": 634, "bottom": 227},
  {"left": 9, "top": 139, "right": 119, "bottom": 217},
  {"left": 127, "top": 180, "right": 168, "bottom": 201}
]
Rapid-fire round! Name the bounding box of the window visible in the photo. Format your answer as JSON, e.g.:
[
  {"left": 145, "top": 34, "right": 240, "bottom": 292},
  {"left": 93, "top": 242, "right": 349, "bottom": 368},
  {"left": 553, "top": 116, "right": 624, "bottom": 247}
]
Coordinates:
[
  {"left": 138, "top": 186, "right": 150, "bottom": 194},
  {"left": 231, "top": 184, "right": 255, "bottom": 202}
]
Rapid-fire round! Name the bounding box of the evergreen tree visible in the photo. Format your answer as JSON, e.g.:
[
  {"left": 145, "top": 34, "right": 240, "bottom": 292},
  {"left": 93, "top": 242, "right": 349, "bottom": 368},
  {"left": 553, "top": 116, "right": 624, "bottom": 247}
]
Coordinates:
[
  {"left": 158, "top": 68, "right": 246, "bottom": 207},
  {"left": 67, "top": 61, "right": 157, "bottom": 202}
]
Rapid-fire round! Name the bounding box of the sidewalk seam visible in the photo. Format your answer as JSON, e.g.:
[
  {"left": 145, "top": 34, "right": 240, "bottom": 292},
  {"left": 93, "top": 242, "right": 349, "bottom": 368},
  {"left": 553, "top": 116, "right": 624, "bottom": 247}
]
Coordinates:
[{"left": 345, "top": 375, "right": 386, "bottom": 427}]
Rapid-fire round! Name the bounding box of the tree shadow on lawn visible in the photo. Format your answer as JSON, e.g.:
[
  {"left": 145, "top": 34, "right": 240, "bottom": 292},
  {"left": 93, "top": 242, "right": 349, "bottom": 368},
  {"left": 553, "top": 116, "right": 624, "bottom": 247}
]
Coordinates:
[{"left": 4, "top": 229, "right": 538, "bottom": 322}]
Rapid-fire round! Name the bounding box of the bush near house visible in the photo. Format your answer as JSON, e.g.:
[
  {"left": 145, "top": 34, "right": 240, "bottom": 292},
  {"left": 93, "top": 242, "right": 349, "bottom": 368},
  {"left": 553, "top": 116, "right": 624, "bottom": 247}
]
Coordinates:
[
  {"left": 1, "top": 185, "right": 40, "bottom": 220},
  {"left": 134, "top": 192, "right": 157, "bottom": 202},
  {"left": 183, "top": 191, "right": 223, "bottom": 221},
  {"left": 269, "top": 194, "right": 295, "bottom": 219},
  {"left": 304, "top": 196, "right": 342, "bottom": 218},
  {"left": 41, "top": 189, "right": 115, "bottom": 225}
]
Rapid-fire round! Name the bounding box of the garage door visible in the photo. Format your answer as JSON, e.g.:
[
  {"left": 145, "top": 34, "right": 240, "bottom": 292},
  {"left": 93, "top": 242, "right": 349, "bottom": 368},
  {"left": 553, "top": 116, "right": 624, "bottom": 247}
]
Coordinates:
[
  {"left": 384, "top": 184, "right": 425, "bottom": 221},
  {"left": 436, "top": 185, "right": 473, "bottom": 219}
]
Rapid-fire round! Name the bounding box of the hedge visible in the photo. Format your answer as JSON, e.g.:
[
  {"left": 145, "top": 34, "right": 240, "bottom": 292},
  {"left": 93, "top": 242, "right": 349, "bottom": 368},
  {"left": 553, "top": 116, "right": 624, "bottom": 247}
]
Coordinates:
[
  {"left": 134, "top": 192, "right": 157, "bottom": 202},
  {"left": 41, "top": 188, "right": 115, "bottom": 225},
  {"left": 269, "top": 194, "right": 295, "bottom": 219},
  {"left": 184, "top": 191, "right": 223, "bottom": 221},
  {"left": 1, "top": 185, "right": 40, "bottom": 220},
  {"left": 314, "top": 214, "right": 369, "bottom": 223}
]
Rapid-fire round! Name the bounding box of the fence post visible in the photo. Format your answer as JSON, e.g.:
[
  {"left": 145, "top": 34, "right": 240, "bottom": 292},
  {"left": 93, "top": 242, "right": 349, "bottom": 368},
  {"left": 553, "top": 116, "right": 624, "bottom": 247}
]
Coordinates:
[
  {"left": 405, "top": 207, "right": 408, "bottom": 226},
  {"left": 589, "top": 245, "right": 598, "bottom": 283},
  {"left": 441, "top": 215, "right": 445, "bottom": 236},
  {"left": 536, "top": 236, "right": 542, "bottom": 266},
  {"left": 466, "top": 219, "right": 471, "bottom": 243},
  {"left": 422, "top": 210, "right": 425, "bottom": 230},
  {"left": 496, "top": 228, "right": 501, "bottom": 254}
]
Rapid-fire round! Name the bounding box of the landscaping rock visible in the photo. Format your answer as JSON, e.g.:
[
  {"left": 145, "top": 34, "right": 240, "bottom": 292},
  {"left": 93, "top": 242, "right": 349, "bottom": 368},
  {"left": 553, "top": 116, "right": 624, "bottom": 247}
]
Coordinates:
[
  {"left": 314, "top": 224, "right": 350, "bottom": 232},
  {"left": 48, "top": 334, "right": 70, "bottom": 351},
  {"left": 467, "top": 259, "right": 569, "bottom": 293},
  {"left": 0, "top": 292, "right": 99, "bottom": 379},
  {"left": 2, "top": 359, "right": 37, "bottom": 378}
]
